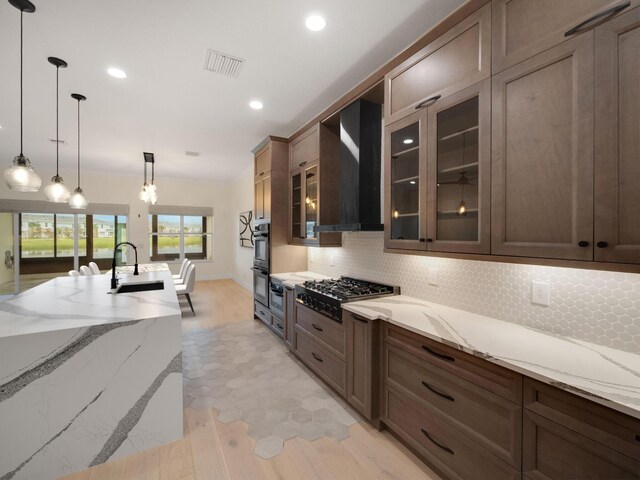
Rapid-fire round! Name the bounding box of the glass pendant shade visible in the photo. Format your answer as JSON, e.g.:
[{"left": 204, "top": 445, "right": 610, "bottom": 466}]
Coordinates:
[
  {"left": 147, "top": 183, "right": 158, "bottom": 204},
  {"left": 69, "top": 187, "right": 88, "bottom": 209},
  {"left": 4, "top": 154, "right": 41, "bottom": 191},
  {"left": 140, "top": 152, "right": 157, "bottom": 204},
  {"left": 44, "top": 175, "right": 70, "bottom": 202},
  {"left": 456, "top": 200, "right": 467, "bottom": 216}
]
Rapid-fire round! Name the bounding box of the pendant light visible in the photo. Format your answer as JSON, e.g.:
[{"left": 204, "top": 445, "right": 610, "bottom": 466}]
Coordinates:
[
  {"left": 44, "top": 57, "right": 71, "bottom": 203},
  {"left": 456, "top": 132, "right": 468, "bottom": 217},
  {"left": 139, "top": 152, "right": 157, "bottom": 205},
  {"left": 68, "top": 94, "right": 88, "bottom": 209},
  {"left": 3, "top": 0, "right": 42, "bottom": 192}
]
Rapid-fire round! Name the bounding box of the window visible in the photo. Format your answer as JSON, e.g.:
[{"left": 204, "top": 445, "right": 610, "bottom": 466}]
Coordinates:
[
  {"left": 149, "top": 214, "right": 212, "bottom": 261},
  {"left": 19, "top": 213, "right": 128, "bottom": 274}
]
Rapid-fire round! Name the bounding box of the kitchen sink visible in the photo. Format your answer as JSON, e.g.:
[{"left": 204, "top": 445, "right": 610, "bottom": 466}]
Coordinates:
[{"left": 114, "top": 279, "right": 164, "bottom": 294}]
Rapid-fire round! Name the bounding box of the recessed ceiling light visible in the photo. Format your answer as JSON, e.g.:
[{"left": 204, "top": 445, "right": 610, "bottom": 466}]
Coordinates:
[
  {"left": 305, "top": 15, "right": 326, "bottom": 31},
  {"left": 410, "top": 181, "right": 416, "bottom": 185},
  {"left": 249, "top": 100, "right": 263, "bottom": 110},
  {"left": 107, "top": 67, "right": 127, "bottom": 79},
  {"left": 403, "top": 138, "right": 413, "bottom": 144}
]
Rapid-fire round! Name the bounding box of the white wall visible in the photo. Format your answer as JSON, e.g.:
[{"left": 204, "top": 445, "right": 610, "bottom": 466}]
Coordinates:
[
  {"left": 310, "top": 232, "right": 640, "bottom": 354},
  {"left": 0, "top": 167, "right": 235, "bottom": 281},
  {"left": 228, "top": 167, "right": 255, "bottom": 291}
]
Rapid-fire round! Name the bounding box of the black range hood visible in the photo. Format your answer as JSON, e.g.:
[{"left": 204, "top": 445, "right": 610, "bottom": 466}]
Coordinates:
[{"left": 314, "top": 99, "right": 383, "bottom": 233}]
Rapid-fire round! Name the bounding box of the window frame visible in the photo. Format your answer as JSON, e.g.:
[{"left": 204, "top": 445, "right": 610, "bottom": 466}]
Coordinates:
[{"left": 149, "top": 214, "right": 211, "bottom": 262}]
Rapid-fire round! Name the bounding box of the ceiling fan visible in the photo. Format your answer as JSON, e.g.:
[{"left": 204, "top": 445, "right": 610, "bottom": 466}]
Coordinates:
[{"left": 437, "top": 171, "right": 477, "bottom": 186}]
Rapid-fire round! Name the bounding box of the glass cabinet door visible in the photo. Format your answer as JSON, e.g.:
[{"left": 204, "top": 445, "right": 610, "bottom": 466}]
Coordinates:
[
  {"left": 290, "top": 171, "right": 302, "bottom": 241},
  {"left": 385, "top": 110, "right": 426, "bottom": 250},
  {"left": 304, "top": 164, "right": 319, "bottom": 240},
  {"left": 427, "top": 79, "right": 490, "bottom": 253}
]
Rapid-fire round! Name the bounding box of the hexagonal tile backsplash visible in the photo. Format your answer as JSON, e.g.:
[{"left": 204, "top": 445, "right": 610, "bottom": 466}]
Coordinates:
[{"left": 309, "top": 232, "right": 640, "bottom": 354}]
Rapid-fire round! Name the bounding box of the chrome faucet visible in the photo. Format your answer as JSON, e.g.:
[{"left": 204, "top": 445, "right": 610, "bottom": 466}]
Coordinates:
[{"left": 111, "top": 241, "right": 139, "bottom": 289}]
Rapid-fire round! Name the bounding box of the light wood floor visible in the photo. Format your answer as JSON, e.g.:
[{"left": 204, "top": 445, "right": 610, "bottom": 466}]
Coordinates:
[{"left": 59, "top": 279, "right": 441, "bottom": 480}]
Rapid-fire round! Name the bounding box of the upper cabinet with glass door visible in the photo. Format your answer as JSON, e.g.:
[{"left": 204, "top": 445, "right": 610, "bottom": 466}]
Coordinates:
[
  {"left": 426, "top": 79, "right": 491, "bottom": 253},
  {"left": 288, "top": 123, "right": 341, "bottom": 247},
  {"left": 384, "top": 110, "right": 427, "bottom": 250}
]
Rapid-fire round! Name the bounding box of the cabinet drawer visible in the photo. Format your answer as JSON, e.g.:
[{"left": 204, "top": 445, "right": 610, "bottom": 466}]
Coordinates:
[
  {"left": 385, "top": 324, "right": 522, "bottom": 403},
  {"left": 492, "top": 0, "right": 639, "bottom": 73},
  {"left": 524, "top": 378, "right": 640, "bottom": 461},
  {"left": 294, "top": 329, "right": 346, "bottom": 396},
  {"left": 290, "top": 125, "right": 319, "bottom": 170},
  {"left": 523, "top": 409, "right": 640, "bottom": 479},
  {"left": 295, "top": 303, "right": 346, "bottom": 358},
  {"left": 272, "top": 314, "right": 285, "bottom": 338},
  {"left": 386, "top": 344, "right": 522, "bottom": 468},
  {"left": 254, "top": 301, "right": 271, "bottom": 326},
  {"left": 385, "top": 4, "right": 490, "bottom": 125},
  {"left": 385, "top": 387, "right": 520, "bottom": 480}
]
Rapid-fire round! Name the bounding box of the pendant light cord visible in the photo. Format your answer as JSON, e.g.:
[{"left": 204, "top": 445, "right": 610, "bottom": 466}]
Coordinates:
[
  {"left": 20, "top": 10, "right": 23, "bottom": 155},
  {"left": 56, "top": 64, "right": 59, "bottom": 176},
  {"left": 77, "top": 98, "right": 80, "bottom": 188}
]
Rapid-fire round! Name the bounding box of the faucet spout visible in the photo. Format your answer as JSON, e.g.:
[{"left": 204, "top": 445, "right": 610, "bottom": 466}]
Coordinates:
[{"left": 111, "top": 241, "right": 139, "bottom": 290}]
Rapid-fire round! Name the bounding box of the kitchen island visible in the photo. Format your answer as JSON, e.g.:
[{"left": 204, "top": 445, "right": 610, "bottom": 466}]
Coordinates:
[{"left": 0, "top": 268, "right": 183, "bottom": 480}]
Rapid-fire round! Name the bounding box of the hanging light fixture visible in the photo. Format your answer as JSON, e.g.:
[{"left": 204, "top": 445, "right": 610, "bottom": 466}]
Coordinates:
[
  {"left": 68, "top": 93, "right": 88, "bottom": 209},
  {"left": 456, "top": 132, "right": 468, "bottom": 217},
  {"left": 139, "top": 152, "right": 157, "bottom": 204},
  {"left": 44, "top": 57, "right": 71, "bottom": 203},
  {"left": 3, "top": 0, "right": 41, "bottom": 192}
]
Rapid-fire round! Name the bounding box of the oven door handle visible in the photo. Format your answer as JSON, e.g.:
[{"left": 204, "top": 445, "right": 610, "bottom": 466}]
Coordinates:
[
  {"left": 250, "top": 267, "right": 268, "bottom": 275},
  {"left": 253, "top": 233, "right": 268, "bottom": 238},
  {"left": 270, "top": 288, "right": 284, "bottom": 297}
]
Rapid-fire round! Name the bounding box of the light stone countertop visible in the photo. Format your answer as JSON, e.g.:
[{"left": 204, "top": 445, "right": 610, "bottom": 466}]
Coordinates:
[
  {"left": 270, "top": 271, "right": 334, "bottom": 289},
  {"left": 343, "top": 295, "right": 640, "bottom": 420},
  {"left": 0, "top": 269, "right": 180, "bottom": 338}
]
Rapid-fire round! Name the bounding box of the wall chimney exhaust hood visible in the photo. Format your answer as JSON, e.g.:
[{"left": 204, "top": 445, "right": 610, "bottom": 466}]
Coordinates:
[{"left": 314, "top": 99, "right": 382, "bottom": 233}]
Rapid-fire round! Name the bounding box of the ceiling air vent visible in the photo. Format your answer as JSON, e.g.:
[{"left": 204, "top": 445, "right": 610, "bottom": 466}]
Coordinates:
[
  {"left": 203, "top": 49, "right": 245, "bottom": 78},
  {"left": 185, "top": 151, "right": 200, "bottom": 157},
  {"left": 49, "top": 139, "right": 66, "bottom": 144}
]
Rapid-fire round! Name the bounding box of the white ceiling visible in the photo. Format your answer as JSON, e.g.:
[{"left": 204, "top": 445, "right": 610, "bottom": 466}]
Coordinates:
[{"left": 0, "top": 0, "right": 464, "bottom": 182}]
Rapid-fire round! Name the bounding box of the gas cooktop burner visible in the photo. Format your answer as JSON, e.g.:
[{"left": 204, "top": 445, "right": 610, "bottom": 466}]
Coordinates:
[{"left": 295, "top": 277, "right": 400, "bottom": 323}]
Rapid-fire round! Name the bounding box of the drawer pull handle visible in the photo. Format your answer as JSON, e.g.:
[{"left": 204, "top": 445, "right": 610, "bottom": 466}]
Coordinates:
[
  {"left": 311, "top": 352, "right": 324, "bottom": 363},
  {"left": 421, "top": 381, "right": 455, "bottom": 402},
  {"left": 421, "top": 428, "right": 454, "bottom": 455},
  {"left": 421, "top": 345, "right": 455, "bottom": 363},
  {"left": 299, "top": 161, "right": 308, "bottom": 167},
  {"left": 565, "top": 1, "right": 630, "bottom": 37},
  {"left": 276, "top": 323, "right": 284, "bottom": 330},
  {"left": 415, "top": 94, "right": 441, "bottom": 110},
  {"left": 312, "top": 323, "right": 324, "bottom": 332},
  {"left": 636, "top": 434, "right": 640, "bottom": 443}
]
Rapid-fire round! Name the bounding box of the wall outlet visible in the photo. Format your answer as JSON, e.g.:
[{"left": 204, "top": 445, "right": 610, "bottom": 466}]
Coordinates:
[
  {"left": 531, "top": 281, "right": 550, "bottom": 306},
  {"left": 429, "top": 268, "right": 438, "bottom": 286},
  {"left": 329, "top": 251, "right": 336, "bottom": 267}
]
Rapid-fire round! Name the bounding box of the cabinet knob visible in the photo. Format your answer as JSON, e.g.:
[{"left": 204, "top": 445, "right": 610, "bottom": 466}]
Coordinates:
[
  {"left": 419, "top": 238, "right": 426, "bottom": 242},
  {"left": 597, "top": 241, "right": 609, "bottom": 248},
  {"left": 578, "top": 241, "right": 589, "bottom": 248},
  {"left": 426, "top": 238, "right": 433, "bottom": 243}
]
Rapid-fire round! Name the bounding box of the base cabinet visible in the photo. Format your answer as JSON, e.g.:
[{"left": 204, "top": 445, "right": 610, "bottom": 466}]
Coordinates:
[
  {"left": 345, "top": 312, "right": 379, "bottom": 422},
  {"left": 284, "top": 287, "right": 294, "bottom": 348}
]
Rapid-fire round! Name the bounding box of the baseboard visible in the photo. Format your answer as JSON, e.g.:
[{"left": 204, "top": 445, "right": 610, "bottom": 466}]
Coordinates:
[{"left": 232, "top": 276, "right": 252, "bottom": 292}]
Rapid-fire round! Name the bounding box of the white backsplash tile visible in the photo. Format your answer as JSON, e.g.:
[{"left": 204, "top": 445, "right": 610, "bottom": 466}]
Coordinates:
[{"left": 309, "top": 232, "right": 640, "bottom": 354}]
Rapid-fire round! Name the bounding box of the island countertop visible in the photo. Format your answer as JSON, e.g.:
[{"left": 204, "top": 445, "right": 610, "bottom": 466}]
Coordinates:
[
  {"left": 343, "top": 295, "right": 640, "bottom": 420},
  {"left": 0, "top": 267, "right": 183, "bottom": 480},
  {"left": 0, "top": 270, "right": 180, "bottom": 338}
]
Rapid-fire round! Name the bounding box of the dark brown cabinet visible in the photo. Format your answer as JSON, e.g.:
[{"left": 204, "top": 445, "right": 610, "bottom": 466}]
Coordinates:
[
  {"left": 382, "top": 323, "right": 522, "bottom": 480},
  {"left": 284, "top": 287, "right": 294, "bottom": 349},
  {"left": 254, "top": 173, "right": 271, "bottom": 223},
  {"left": 594, "top": 8, "right": 640, "bottom": 264},
  {"left": 345, "top": 312, "right": 379, "bottom": 422},
  {"left": 491, "top": 0, "right": 639, "bottom": 74},
  {"left": 288, "top": 124, "right": 341, "bottom": 247},
  {"left": 292, "top": 303, "right": 347, "bottom": 396},
  {"left": 523, "top": 378, "right": 640, "bottom": 468},
  {"left": 384, "top": 4, "right": 491, "bottom": 126},
  {"left": 491, "top": 34, "right": 595, "bottom": 261}
]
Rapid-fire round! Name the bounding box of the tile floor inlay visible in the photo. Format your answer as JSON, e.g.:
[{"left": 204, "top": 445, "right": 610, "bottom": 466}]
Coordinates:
[{"left": 182, "top": 320, "right": 358, "bottom": 459}]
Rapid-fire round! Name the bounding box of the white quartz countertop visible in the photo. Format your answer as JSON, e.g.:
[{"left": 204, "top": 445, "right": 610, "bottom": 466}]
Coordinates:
[
  {"left": 343, "top": 295, "right": 640, "bottom": 420},
  {"left": 270, "top": 271, "right": 333, "bottom": 289},
  {"left": 0, "top": 270, "right": 180, "bottom": 339}
]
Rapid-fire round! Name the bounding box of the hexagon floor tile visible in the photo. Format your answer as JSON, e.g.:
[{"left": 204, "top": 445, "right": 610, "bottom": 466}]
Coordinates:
[{"left": 182, "top": 320, "right": 360, "bottom": 459}]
